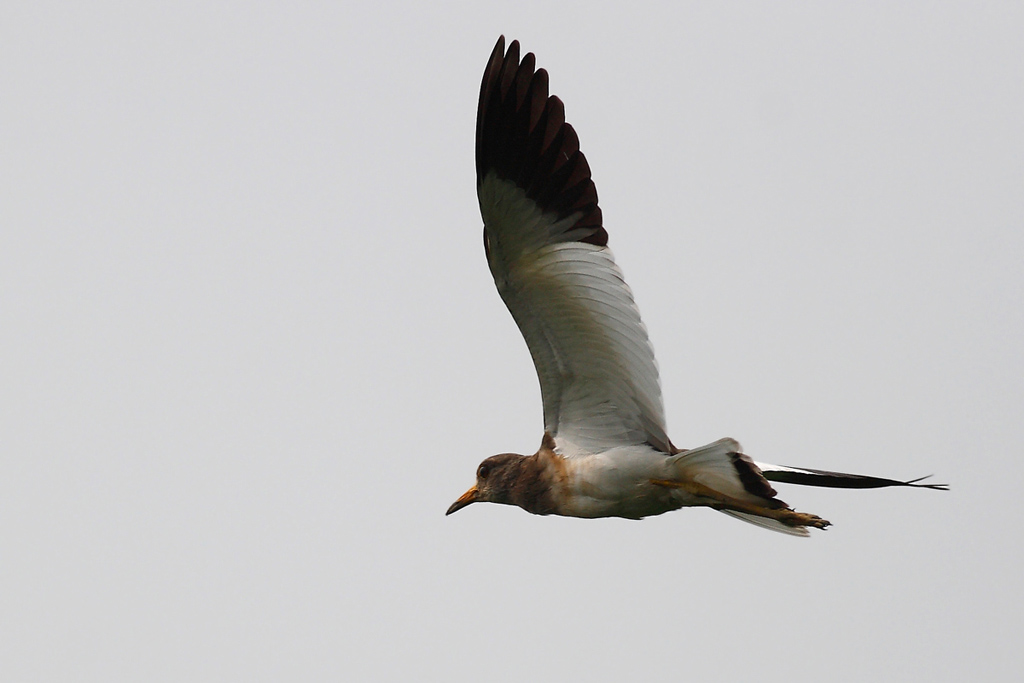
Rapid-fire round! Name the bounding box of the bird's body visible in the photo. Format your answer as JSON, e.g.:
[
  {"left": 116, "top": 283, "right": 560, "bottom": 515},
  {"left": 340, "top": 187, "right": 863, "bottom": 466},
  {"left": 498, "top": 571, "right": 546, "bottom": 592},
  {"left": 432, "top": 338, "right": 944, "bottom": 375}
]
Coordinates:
[
  {"left": 503, "top": 438, "right": 681, "bottom": 520},
  {"left": 455, "top": 441, "right": 685, "bottom": 520},
  {"left": 447, "top": 37, "right": 945, "bottom": 536},
  {"left": 558, "top": 444, "right": 681, "bottom": 520}
]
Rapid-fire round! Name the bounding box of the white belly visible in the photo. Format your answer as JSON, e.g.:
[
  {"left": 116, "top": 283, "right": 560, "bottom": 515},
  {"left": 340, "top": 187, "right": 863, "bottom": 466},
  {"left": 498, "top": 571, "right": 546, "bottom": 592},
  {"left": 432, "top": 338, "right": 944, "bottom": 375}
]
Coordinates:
[{"left": 554, "top": 444, "right": 696, "bottom": 519}]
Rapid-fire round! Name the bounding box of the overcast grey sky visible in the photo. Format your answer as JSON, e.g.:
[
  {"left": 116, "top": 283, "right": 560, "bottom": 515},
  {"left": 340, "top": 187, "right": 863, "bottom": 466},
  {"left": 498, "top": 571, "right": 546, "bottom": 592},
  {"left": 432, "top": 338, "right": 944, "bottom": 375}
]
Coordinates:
[{"left": 2, "top": 2, "right": 1021, "bottom": 681}]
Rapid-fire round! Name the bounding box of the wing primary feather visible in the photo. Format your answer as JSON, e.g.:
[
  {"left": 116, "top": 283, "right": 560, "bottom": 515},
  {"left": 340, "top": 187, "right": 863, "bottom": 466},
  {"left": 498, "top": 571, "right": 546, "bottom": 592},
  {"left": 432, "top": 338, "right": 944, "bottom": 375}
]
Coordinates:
[
  {"left": 477, "top": 36, "right": 606, "bottom": 247},
  {"left": 760, "top": 465, "right": 949, "bottom": 491}
]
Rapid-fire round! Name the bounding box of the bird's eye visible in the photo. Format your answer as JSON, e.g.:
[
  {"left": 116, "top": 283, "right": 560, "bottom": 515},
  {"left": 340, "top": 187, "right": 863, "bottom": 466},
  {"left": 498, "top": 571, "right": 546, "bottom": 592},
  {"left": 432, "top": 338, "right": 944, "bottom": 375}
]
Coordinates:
[{"left": 477, "top": 464, "right": 490, "bottom": 480}]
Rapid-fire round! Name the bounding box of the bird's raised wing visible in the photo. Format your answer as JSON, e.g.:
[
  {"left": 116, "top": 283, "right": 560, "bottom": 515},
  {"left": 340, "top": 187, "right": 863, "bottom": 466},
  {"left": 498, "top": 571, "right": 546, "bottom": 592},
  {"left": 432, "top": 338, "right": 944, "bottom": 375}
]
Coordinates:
[{"left": 476, "top": 37, "right": 672, "bottom": 456}]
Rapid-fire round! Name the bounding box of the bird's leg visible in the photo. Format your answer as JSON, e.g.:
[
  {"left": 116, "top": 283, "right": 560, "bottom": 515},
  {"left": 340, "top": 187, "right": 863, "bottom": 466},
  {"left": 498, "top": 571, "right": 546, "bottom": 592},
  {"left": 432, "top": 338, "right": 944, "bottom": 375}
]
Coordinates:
[{"left": 650, "top": 478, "right": 831, "bottom": 530}]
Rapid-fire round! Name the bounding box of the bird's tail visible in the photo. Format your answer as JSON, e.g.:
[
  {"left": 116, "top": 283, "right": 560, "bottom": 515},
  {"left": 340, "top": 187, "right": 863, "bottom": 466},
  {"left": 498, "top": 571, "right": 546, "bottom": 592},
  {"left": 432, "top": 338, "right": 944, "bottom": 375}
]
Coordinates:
[
  {"left": 661, "top": 438, "right": 948, "bottom": 536},
  {"left": 664, "top": 438, "right": 827, "bottom": 537}
]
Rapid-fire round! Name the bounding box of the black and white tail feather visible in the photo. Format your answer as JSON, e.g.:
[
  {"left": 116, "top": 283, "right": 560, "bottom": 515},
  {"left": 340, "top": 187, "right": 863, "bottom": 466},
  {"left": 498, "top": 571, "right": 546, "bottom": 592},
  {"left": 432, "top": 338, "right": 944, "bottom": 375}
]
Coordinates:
[{"left": 670, "top": 438, "right": 946, "bottom": 536}]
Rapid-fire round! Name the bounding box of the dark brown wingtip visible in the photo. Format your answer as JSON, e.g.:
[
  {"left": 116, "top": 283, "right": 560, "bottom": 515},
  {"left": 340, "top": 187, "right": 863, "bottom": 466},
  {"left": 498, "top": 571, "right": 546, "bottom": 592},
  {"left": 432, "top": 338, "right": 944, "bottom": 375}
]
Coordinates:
[
  {"left": 476, "top": 37, "right": 506, "bottom": 149},
  {"left": 476, "top": 37, "right": 607, "bottom": 248},
  {"left": 900, "top": 475, "right": 950, "bottom": 491},
  {"left": 763, "top": 467, "right": 950, "bottom": 491}
]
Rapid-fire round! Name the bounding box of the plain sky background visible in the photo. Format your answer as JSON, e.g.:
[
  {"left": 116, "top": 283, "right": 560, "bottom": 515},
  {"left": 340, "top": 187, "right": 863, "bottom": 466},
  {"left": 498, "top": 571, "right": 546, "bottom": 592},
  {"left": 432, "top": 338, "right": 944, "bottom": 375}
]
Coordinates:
[{"left": 2, "top": 2, "right": 1022, "bottom": 681}]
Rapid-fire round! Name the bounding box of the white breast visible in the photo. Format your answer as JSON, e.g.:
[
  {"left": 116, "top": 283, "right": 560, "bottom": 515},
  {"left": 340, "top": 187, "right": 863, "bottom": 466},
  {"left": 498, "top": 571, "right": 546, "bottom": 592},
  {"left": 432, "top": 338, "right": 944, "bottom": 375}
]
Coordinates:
[{"left": 556, "top": 443, "right": 682, "bottom": 519}]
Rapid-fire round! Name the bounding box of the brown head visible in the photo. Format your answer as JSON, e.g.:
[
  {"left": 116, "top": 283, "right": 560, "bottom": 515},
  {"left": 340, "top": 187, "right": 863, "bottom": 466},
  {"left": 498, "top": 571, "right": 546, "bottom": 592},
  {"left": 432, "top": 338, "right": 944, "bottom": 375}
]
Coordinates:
[{"left": 446, "top": 452, "right": 549, "bottom": 515}]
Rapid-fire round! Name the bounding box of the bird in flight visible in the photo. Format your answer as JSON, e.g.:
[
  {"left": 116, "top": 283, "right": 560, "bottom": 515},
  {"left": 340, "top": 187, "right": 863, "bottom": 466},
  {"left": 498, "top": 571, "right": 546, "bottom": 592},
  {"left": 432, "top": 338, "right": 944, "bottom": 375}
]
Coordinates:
[{"left": 447, "top": 36, "right": 946, "bottom": 535}]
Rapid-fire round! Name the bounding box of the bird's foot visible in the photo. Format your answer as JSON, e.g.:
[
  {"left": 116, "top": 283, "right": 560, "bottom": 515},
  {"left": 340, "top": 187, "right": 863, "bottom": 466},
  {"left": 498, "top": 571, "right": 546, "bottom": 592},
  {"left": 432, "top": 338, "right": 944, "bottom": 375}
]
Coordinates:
[
  {"left": 775, "top": 508, "right": 831, "bottom": 530},
  {"left": 650, "top": 477, "right": 831, "bottom": 531}
]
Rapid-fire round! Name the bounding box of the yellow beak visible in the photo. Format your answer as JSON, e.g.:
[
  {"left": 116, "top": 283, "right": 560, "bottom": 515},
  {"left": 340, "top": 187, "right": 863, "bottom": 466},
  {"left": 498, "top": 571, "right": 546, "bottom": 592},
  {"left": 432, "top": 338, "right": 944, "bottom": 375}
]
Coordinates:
[{"left": 445, "top": 485, "right": 479, "bottom": 515}]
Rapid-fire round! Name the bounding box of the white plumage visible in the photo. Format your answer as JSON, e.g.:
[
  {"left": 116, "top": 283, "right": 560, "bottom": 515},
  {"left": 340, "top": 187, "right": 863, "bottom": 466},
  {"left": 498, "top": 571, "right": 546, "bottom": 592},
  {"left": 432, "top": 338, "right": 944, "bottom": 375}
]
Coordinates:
[{"left": 480, "top": 171, "right": 667, "bottom": 456}]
